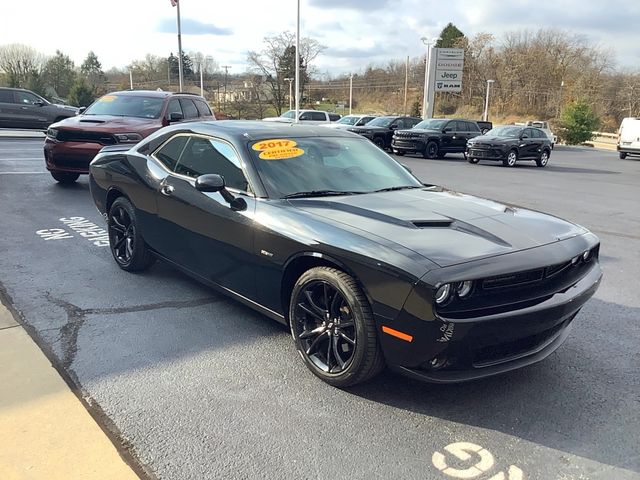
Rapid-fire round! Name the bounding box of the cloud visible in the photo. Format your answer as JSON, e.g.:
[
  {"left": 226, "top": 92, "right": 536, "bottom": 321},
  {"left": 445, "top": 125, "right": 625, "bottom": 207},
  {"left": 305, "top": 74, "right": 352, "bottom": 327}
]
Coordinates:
[
  {"left": 156, "top": 18, "right": 232, "bottom": 36},
  {"left": 325, "top": 45, "right": 398, "bottom": 59},
  {"left": 308, "top": 0, "right": 393, "bottom": 10}
]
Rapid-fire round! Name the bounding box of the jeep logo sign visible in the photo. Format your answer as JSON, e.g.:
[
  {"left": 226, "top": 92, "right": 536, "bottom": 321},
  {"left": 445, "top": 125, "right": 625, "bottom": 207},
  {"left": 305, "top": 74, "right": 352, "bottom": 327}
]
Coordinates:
[{"left": 436, "top": 71, "right": 460, "bottom": 81}]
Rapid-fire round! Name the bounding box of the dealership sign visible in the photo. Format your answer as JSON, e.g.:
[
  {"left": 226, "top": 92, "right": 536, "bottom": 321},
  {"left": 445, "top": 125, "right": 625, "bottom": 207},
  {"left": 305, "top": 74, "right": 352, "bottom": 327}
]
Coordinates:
[{"left": 434, "top": 48, "right": 464, "bottom": 92}]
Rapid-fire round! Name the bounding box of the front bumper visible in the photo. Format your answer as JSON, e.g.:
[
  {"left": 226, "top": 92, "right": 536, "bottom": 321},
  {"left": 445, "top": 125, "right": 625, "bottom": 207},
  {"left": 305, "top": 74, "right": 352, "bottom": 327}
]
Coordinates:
[
  {"left": 392, "top": 138, "right": 425, "bottom": 152},
  {"left": 44, "top": 139, "right": 103, "bottom": 174},
  {"left": 617, "top": 145, "right": 640, "bottom": 155},
  {"left": 466, "top": 146, "right": 507, "bottom": 160}
]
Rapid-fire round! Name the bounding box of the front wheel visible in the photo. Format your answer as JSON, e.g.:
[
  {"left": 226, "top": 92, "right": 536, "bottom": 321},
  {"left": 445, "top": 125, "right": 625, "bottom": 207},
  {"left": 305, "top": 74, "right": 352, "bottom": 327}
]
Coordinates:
[
  {"left": 503, "top": 150, "right": 518, "bottom": 167},
  {"left": 51, "top": 172, "right": 79, "bottom": 184},
  {"left": 468, "top": 157, "right": 480, "bottom": 164},
  {"left": 289, "top": 267, "right": 384, "bottom": 387},
  {"left": 423, "top": 141, "right": 439, "bottom": 159},
  {"left": 108, "top": 197, "right": 155, "bottom": 272},
  {"left": 373, "top": 137, "right": 386, "bottom": 150},
  {"left": 620, "top": 152, "right": 627, "bottom": 159}
]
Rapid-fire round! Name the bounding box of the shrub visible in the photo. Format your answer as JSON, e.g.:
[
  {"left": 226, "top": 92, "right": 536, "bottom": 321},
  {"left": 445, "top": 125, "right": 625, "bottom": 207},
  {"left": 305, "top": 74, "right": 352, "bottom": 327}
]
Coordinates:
[{"left": 559, "top": 101, "right": 599, "bottom": 145}]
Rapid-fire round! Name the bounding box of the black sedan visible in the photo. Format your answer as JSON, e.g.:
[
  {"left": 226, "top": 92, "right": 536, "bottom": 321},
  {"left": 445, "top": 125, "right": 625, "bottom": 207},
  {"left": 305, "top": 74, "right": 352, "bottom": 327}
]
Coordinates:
[
  {"left": 466, "top": 125, "right": 553, "bottom": 167},
  {"left": 89, "top": 121, "right": 601, "bottom": 387},
  {"left": 347, "top": 115, "right": 422, "bottom": 150}
]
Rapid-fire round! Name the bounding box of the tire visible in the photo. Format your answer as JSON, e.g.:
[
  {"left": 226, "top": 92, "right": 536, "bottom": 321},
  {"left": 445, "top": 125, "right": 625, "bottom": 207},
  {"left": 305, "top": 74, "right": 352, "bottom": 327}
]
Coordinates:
[
  {"left": 503, "top": 149, "right": 518, "bottom": 167},
  {"left": 423, "top": 141, "right": 439, "bottom": 159},
  {"left": 394, "top": 150, "right": 405, "bottom": 156},
  {"left": 536, "top": 149, "right": 550, "bottom": 167},
  {"left": 468, "top": 157, "right": 480, "bottom": 164},
  {"left": 107, "top": 197, "right": 155, "bottom": 272},
  {"left": 289, "top": 267, "right": 385, "bottom": 387},
  {"left": 51, "top": 171, "right": 79, "bottom": 184},
  {"left": 373, "top": 136, "right": 386, "bottom": 150},
  {"left": 620, "top": 152, "right": 627, "bottom": 159}
]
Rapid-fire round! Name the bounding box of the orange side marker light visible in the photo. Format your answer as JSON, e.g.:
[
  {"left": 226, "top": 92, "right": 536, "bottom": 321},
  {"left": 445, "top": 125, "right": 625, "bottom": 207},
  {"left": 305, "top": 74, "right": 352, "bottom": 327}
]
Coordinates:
[{"left": 382, "top": 326, "right": 413, "bottom": 342}]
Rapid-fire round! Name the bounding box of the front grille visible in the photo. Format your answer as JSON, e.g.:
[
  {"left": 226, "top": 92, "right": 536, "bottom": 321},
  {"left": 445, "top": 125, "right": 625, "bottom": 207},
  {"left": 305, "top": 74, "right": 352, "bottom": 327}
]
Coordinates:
[
  {"left": 394, "top": 132, "right": 421, "bottom": 139},
  {"left": 57, "top": 130, "right": 117, "bottom": 145},
  {"left": 483, "top": 269, "right": 545, "bottom": 289},
  {"left": 49, "top": 154, "right": 92, "bottom": 168}
]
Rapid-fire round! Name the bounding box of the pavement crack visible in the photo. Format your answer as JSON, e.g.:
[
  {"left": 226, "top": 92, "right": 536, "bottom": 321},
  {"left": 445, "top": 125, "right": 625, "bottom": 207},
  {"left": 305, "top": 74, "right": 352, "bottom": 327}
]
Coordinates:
[{"left": 83, "top": 297, "right": 223, "bottom": 316}]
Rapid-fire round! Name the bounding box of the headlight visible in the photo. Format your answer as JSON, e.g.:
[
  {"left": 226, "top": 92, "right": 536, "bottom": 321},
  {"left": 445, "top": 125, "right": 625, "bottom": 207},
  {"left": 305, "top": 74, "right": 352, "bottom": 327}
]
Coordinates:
[
  {"left": 582, "top": 250, "right": 591, "bottom": 261},
  {"left": 46, "top": 128, "right": 58, "bottom": 139},
  {"left": 435, "top": 284, "right": 451, "bottom": 304},
  {"left": 115, "top": 133, "right": 143, "bottom": 143},
  {"left": 457, "top": 281, "right": 473, "bottom": 298}
]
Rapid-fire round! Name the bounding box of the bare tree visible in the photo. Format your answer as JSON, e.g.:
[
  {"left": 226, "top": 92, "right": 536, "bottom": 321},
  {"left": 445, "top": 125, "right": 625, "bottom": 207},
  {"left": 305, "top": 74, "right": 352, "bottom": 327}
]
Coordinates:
[{"left": 0, "top": 43, "right": 46, "bottom": 88}]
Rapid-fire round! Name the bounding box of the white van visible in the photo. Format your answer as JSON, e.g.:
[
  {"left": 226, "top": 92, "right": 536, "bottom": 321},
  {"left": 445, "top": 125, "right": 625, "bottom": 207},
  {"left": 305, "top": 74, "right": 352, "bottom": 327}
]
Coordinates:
[{"left": 617, "top": 117, "right": 640, "bottom": 159}]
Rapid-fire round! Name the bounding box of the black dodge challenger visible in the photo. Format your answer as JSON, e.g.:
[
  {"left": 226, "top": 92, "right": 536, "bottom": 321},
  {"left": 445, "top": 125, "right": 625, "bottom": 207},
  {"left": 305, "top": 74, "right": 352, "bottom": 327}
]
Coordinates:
[{"left": 89, "top": 121, "right": 602, "bottom": 387}]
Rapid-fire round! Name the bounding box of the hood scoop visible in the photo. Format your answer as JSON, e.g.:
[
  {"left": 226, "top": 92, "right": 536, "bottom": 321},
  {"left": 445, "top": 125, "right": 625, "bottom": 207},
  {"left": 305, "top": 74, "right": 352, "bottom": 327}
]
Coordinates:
[
  {"left": 411, "top": 219, "right": 453, "bottom": 228},
  {"left": 79, "top": 119, "right": 106, "bottom": 123}
]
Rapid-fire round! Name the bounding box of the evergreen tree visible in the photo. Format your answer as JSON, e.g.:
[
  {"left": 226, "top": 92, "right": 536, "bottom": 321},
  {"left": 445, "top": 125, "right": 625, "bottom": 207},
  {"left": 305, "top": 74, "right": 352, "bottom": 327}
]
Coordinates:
[
  {"left": 559, "top": 101, "right": 599, "bottom": 144},
  {"left": 80, "top": 51, "right": 105, "bottom": 89},
  {"left": 436, "top": 23, "right": 465, "bottom": 48},
  {"left": 43, "top": 50, "right": 76, "bottom": 98},
  {"left": 68, "top": 77, "right": 96, "bottom": 107}
]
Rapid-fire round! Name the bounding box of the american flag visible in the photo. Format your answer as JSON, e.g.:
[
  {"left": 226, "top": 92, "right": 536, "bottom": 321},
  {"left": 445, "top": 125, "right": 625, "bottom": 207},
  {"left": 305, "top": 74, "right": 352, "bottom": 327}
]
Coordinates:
[{"left": 170, "top": 0, "right": 178, "bottom": 6}]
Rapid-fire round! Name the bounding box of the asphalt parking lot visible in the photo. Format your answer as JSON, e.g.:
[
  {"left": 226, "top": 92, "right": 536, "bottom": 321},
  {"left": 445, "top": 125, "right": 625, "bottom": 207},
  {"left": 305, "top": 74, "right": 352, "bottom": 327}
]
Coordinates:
[{"left": 0, "top": 138, "right": 638, "bottom": 480}]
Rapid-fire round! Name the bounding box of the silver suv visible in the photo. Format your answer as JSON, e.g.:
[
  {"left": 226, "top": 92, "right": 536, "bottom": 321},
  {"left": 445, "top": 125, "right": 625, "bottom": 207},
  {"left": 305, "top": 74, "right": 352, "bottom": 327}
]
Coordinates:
[{"left": 0, "top": 87, "right": 78, "bottom": 129}]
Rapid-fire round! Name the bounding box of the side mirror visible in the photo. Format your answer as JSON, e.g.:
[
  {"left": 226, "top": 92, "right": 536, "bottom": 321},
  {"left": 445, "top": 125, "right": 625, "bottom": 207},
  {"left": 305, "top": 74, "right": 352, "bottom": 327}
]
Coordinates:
[
  {"left": 168, "top": 112, "right": 184, "bottom": 123},
  {"left": 195, "top": 174, "right": 246, "bottom": 211},
  {"left": 34, "top": 100, "right": 45, "bottom": 107},
  {"left": 521, "top": 134, "right": 529, "bottom": 140},
  {"left": 443, "top": 127, "right": 453, "bottom": 133},
  {"left": 78, "top": 107, "right": 86, "bottom": 114},
  {"left": 389, "top": 124, "right": 398, "bottom": 130}
]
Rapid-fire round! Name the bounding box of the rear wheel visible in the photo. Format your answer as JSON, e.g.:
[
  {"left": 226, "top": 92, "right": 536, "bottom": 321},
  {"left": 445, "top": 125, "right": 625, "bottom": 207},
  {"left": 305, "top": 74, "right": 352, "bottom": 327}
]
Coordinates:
[
  {"left": 536, "top": 149, "right": 550, "bottom": 167},
  {"left": 423, "top": 141, "right": 439, "bottom": 159},
  {"left": 620, "top": 152, "right": 627, "bottom": 159},
  {"left": 108, "top": 197, "right": 155, "bottom": 272},
  {"left": 468, "top": 157, "right": 480, "bottom": 164},
  {"left": 503, "top": 149, "right": 518, "bottom": 167},
  {"left": 289, "top": 267, "right": 384, "bottom": 387},
  {"left": 51, "top": 172, "right": 79, "bottom": 184}
]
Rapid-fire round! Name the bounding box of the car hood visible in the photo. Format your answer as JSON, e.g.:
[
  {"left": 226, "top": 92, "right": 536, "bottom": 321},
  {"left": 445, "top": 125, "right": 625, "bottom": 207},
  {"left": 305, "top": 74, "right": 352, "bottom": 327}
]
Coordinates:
[
  {"left": 55, "top": 115, "right": 160, "bottom": 132},
  {"left": 290, "top": 187, "right": 587, "bottom": 267},
  {"left": 396, "top": 128, "right": 439, "bottom": 135},
  {"left": 470, "top": 136, "right": 517, "bottom": 143},
  {"left": 349, "top": 125, "right": 388, "bottom": 132}
]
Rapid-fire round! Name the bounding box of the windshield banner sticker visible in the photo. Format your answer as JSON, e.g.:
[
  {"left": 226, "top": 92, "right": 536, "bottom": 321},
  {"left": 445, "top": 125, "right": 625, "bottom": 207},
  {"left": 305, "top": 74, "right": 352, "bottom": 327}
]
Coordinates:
[{"left": 253, "top": 139, "right": 305, "bottom": 160}]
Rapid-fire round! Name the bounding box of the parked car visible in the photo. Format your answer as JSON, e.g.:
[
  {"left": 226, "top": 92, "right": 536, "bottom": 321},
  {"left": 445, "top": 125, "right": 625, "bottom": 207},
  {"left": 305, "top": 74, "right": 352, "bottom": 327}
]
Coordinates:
[
  {"left": 476, "top": 120, "right": 493, "bottom": 135},
  {"left": 262, "top": 110, "right": 340, "bottom": 124},
  {"left": 321, "top": 114, "right": 377, "bottom": 129},
  {"left": 617, "top": 117, "right": 640, "bottom": 159},
  {"left": 392, "top": 118, "right": 482, "bottom": 158},
  {"left": 90, "top": 120, "right": 601, "bottom": 387},
  {"left": 0, "top": 87, "right": 77, "bottom": 129},
  {"left": 44, "top": 90, "right": 215, "bottom": 184},
  {"left": 348, "top": 115, "right": 422, "bottom": 150},
  {"left": 466, "top": 125, "right": 552, "bottom": 167}
]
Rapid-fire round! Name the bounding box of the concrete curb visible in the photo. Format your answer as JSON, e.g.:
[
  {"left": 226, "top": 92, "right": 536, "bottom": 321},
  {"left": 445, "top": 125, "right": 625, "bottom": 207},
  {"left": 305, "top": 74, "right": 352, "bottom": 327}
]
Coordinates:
[
  {"left": 0, "top": 129, "right": 45, "bottom": 139},
  {"left": 0, "top": 300, "right": 143, "bottom": 480}
]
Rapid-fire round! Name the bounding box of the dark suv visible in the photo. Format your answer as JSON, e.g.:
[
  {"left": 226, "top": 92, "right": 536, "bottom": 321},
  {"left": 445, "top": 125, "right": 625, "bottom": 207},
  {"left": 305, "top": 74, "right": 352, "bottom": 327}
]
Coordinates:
[
  {"left": 44, "top": 90, "right": 215, "bottom": 183},
  {"left": 347, "top": 116, "right": 422, "bottom": 150},
  {"left": 0, "top": 87, "right": 77, "bottom": 129},
  {"left": 392, "top": 118, "right": 482, "bottom": 158}
]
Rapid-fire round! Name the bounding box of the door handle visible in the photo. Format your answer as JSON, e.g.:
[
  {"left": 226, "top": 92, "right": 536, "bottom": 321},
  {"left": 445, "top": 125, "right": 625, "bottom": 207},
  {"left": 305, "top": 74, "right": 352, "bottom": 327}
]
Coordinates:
[{"left": 160, "top": 184, "right": 175, "bottom": 196}]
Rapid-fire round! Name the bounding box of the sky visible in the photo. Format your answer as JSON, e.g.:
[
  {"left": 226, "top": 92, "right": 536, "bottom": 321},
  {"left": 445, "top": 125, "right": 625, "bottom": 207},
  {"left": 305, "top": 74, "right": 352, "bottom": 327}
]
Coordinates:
[{"left": 2, "top": 0, "right": 639, "bottom": 76}]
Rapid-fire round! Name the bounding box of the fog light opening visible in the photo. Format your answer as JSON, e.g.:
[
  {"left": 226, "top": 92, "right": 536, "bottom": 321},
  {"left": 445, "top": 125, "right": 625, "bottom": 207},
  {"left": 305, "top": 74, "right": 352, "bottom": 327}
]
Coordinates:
[
  {"left": 428, "top": 356, "right": 448, "bottom": 370},
  {"left": 582, "top": 250, "right": 591, "bottom": 262}
]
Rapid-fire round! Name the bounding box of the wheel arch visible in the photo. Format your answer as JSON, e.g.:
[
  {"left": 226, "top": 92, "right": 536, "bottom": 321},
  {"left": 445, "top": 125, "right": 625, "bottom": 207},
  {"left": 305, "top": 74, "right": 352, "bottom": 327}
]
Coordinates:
[
  {"left": 280, "top": 252, "right": 374, "bottom": 324},
  {"left": 105, "top": 187, "right": 131, "bottom": 214}
]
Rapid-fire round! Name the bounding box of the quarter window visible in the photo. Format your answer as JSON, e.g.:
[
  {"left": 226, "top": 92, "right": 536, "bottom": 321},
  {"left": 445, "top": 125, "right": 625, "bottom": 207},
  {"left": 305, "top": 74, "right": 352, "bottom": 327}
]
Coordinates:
[
  {"left": 155, "top": 135, "right": 189, "bottom": 170},
  {"left": 179, "top": 99, "right": 199, "bottom": 119},
  {"left": 174, "top": 137, "right": 249, "bottom": 191},
  {"left": 0, "top": 90, "right": 14, "bottom": 103},
  {"left": 194, "top": 100, "right": 212, "bottom": 117}
]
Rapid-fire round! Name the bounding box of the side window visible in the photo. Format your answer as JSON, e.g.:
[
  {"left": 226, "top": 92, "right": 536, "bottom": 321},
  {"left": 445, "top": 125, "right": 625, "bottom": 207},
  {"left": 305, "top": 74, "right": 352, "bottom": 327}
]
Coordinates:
[
  {"left": 167, "top": 99, "right": 183, "bottom": 118},
  {"left": 0, "top": 90, "right": 14, "bottom": 103},
  {"left": 311, "top": 112, "right": 326, "bottom": 121},
  {"left": 455, "top": 121, "right": 469, "bottom": 132},
  {"left": 467, "top": 121, "right": 481, "bottom": 132},
  {"left": 154, "top": 135, "right": 189, "bottom": 170},
  {"left": 179, "top": 99, "right": 198, "bottom": 119},
  {"left": 299, "top": 112, "right": 311, "bottom": 121},
  {"left": 523, "top": 128, "right": 534, "bottom": 138},
  {"left": 409, "top": 118, "right": 421, "bottom": 128},
  {"left": 194, "top": 100, "right": 212, "bottom": 117},
  {"left": 328, "top": 113, "right": 341, "bottom": 121},
  {"left": 174, "top": 137, "right": 249, "bottom": 191},
  {"left": 16, "top": 91, "right": 40, "bottom": 104},
  {"left": 394, "top": 119, "right": 406, "bottom": 129}
]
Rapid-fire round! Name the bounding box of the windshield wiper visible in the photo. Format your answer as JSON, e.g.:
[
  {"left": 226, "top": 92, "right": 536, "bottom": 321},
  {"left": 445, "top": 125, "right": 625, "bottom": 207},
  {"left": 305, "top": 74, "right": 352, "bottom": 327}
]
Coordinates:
[
  {"left": 372, "top": 185, "right": 423, "bottom": 193},
  {"left": 283, "top": 190, "right": 364, "bottom": 199}
]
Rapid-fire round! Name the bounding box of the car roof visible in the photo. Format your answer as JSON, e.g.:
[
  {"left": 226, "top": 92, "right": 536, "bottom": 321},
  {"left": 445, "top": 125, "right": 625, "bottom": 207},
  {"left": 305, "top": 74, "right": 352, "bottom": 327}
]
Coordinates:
[
  {"left": 105, "top": 90, "right": 202, "bottom": 99},
  {"left": 179, "top": 120, "right": 361, "bottom": 140}
]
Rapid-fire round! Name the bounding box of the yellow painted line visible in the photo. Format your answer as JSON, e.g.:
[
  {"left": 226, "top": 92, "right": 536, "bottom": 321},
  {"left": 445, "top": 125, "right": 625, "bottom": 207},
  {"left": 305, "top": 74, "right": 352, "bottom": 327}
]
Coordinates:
[{"left": 382, "top": 325, "right": 413, "bottom": 342}]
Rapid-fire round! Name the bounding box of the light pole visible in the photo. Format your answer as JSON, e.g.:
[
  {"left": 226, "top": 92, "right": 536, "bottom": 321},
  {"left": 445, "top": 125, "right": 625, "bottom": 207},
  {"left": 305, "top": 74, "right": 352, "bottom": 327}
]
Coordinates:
[
  {"left": 483, "top": 79, "right": 495, "bottom": 121},
  {"left": 349, "top": 74, "right": 353, "bottom": 115},
  {"left": 421, "top": 37, "right": 439, "bottom": 119},
  {"left": 284, "top": 77, "right": 293, "bottom": 111},
  {"left": 294, "top": 0, "right": 300, "bottom": 123},
  {"left": 222, "top": 65, "right": 231, "bottom": 112}
]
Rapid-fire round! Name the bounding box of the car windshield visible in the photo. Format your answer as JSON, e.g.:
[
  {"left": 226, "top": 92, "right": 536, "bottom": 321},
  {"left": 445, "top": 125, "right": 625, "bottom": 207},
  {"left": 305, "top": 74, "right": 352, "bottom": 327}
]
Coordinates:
[
  {"left": 249, "top": 136, "right": 422, "bottom": 198},
  {"left": 84, "top": 95, "right": 164, "bottom": 118},
  {"left": 281, "top": 110, "right": 296, "bottom": 119},
  {"left": 486, "top": 126, "right": 522, "bottom": 137},
  {"left": 365, "top": 117, "right": 393, "bottom": 127},
  {"left": 336, "top": 116, "right": 359, "bottom": 125},
  {"left": 414, "top": 119, "right": 448, "bottom": 130}
]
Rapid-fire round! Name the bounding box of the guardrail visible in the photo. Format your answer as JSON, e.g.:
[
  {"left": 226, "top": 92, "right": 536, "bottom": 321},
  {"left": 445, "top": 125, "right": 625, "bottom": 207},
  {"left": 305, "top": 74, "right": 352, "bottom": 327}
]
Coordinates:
[{"left": 584, "top": 131, "right": 617, "bottom": 150}]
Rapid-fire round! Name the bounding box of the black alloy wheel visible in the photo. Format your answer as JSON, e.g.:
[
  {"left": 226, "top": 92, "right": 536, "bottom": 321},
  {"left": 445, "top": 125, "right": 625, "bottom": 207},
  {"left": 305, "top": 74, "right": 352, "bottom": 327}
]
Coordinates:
[
  {"left": 51, "top": 171, "right": 79, "bottom": 184},
  {"left": 468, "top": 157, "right": 480, "bottom": 164},
  {"left": 373, "top": 137, "right": 386, "bottom": 150},
  {"left": 290, "top": 267, "right": 384, "bottom": 387},
  {"left": 503, "top": 149, "right": 518, "bottom": 167},
  {"left": 108, "top": 197, "right": 155, "bottom": 271},
  {"left": 423, "top": 141, "right": 439, "bottom": 159},
  {"left": 536, "top": 150, "right": 550, "bottom": 167}
]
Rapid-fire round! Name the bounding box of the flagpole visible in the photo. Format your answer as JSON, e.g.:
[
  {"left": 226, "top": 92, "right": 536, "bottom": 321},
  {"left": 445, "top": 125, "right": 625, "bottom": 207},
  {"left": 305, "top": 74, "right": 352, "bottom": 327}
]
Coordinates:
[
  {"left": 294, "top": 0, "right": 300, "bottom": 124},
  {"left": 176, "top": 0, "right": 184, "bottom": 92}
]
